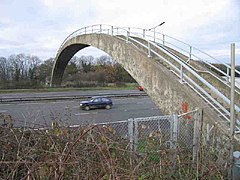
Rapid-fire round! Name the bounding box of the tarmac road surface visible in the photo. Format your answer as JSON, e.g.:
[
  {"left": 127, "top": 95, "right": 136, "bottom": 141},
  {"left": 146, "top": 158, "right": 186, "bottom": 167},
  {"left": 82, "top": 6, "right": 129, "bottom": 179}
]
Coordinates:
[{"left": 0, "top": 96, "right": 163, "bottom": 127}]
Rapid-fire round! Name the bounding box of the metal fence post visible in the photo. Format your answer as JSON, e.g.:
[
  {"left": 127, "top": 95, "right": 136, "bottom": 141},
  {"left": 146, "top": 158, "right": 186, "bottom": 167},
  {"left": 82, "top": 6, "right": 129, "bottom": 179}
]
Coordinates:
[
  {"left": 111, "top": 26, "right": 113, "bottom": 36},
  {"left": 229, "top": 43, "right": 236, "bottom": 180},
  {"left": 148, "top": 42, "right": 152, "bottom": 57},
  {"left": 163, "top": 34, "right": 165, "bottom": 46},
  {"left": 192, "top": 109, "right": 203, "bottom": 164},
  {"left": 188, "top": 46, "right": 192, "bottom": 62},
  {"left": 171, "top": 115, "right": 179, "bottom": 149},
  {"left": 171, "top": 115, "right": 179, "bottom": 172},
  {"left": 128, "top": 118, "right": 134, "bottom": 151},
  {"left": 143, "top": 29, "right": 145, "bottom": 38},
  {"left": 134, "top": 119, "right": 139, "bottom": 152}
]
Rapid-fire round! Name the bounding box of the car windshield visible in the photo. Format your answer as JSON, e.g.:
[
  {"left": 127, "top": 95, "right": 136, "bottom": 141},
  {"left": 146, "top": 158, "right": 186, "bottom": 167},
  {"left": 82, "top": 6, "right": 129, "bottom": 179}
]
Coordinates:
[{"left": 90, "top": 98, "right": 95, "bottom": 102}]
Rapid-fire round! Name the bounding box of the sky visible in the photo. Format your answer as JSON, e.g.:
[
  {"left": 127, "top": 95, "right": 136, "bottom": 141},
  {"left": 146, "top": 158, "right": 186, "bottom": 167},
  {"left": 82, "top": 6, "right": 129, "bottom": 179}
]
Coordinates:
[{"left": 0, "top": 0, "right": 239, "bottom": 64}]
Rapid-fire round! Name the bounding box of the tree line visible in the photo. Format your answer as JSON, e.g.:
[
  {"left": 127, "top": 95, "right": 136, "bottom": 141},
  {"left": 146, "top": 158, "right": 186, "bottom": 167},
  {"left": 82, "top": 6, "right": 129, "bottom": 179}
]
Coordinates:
[
  {"left": 0, "top": 54, "right": 135, "bottom": 89},
  {"left": 1, "top": 53, "right": 240, "bottom": 89},
  {"left": 62, "top": 55, "right": 135, "bottom": 87}
]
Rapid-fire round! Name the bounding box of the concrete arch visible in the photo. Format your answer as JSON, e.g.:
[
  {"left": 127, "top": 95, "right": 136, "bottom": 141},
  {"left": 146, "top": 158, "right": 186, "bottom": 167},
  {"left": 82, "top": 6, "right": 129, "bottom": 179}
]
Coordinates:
[
  {"left": 51, "top": 43, "right": 89, "bottom": 85},
  {"left": 51, "top": 33, "right": 218, "bottom": 118}
]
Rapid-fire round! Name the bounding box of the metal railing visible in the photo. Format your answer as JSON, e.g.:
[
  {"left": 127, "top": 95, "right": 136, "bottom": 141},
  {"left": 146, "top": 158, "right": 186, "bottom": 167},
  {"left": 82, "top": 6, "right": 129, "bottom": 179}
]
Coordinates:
[
  {"left": 0, "top": 92, "right": 146, "bottom": 103},
  {"left": 56, "top": 24, "right": 240, "bottom": 130},
  {"left": 57, "top": 25, "right": 240, "bottom": 87},
  {"left": 59, "top": 24, "right": 240, "bottom": 77},
  {"left": 67, "top": 110, "right": 202, "bottom": 160}
]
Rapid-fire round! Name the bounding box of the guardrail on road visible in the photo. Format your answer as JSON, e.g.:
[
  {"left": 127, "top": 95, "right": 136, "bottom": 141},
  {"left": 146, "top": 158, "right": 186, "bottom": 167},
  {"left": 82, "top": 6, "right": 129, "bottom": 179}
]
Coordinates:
[{"left": 0, "top": 92, "right": 147, "bottom": 103}]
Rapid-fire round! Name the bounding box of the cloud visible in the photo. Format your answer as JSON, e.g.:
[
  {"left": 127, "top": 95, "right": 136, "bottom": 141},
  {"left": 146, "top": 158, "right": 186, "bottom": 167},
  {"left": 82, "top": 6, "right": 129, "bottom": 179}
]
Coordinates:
[
  {"left": 0, "top": 0, "right": 239, "bottom": 64},
  {"left": 92, "top": 0, "right": 229, "bottom": 36},
  {"left": 0, "top": 38, "right": 23, "bottom": 48},
  {"left": 41, "top": 0, "right": 76, "bottom": 7}
]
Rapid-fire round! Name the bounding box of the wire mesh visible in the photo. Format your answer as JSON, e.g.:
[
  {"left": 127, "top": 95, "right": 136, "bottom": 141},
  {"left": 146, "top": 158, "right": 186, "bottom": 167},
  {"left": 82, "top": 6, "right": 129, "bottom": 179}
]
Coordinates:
[
  {"left": 178, "top": 114, "right": 195, "bottom": 152},
  {"left": 134, "top": 116, "right": 172, "bottom": 150},
  {"left": 2, "top": 109, "right": 232, "bottom": 179},
  {"left": 96, "top": 121, "right": 129, "bottom": 142}
]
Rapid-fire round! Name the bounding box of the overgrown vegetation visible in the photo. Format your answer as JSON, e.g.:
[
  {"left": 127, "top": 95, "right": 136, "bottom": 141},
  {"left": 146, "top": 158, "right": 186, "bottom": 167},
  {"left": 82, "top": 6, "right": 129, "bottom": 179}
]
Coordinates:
[{"left": 0, "top": 113, "right": 229, "bottom": 179}]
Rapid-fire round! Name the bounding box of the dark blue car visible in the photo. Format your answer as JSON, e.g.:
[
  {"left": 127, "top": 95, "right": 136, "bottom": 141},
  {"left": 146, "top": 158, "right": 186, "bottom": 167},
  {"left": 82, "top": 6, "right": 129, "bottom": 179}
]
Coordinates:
[{"left": 80, "top": 96, "right": 113, "bottom": 110}]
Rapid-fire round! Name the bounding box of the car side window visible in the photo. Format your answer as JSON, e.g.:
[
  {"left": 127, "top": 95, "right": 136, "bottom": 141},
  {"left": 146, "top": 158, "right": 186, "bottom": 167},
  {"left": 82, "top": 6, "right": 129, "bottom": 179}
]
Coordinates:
[
  {"left": 93, "top": 98, "right": 100, "bottom": 103},
  {"left": 102, "top": 98, "right": 109, "bottom": 102}
]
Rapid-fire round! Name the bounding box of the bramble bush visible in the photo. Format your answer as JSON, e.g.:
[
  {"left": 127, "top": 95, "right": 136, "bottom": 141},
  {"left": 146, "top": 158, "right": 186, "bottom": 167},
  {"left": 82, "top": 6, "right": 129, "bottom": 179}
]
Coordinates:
[{"left": 0, "top": 113, "right": 228, "bottom": 179}]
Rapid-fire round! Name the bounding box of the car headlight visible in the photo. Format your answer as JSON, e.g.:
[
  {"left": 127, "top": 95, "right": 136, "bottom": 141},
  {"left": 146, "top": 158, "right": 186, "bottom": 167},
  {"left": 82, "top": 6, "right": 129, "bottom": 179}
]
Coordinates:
[{"left": 80, "top": 104, "right": 83, "bottom": 106}]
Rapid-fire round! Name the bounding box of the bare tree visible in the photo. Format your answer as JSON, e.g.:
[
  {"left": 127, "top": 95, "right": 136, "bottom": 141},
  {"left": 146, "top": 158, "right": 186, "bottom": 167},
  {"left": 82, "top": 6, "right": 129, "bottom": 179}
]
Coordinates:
[
  {"left": 96, "top": 55, "right": 113, "bottom": 66},
  {"left": 0, "top": 57, "right": 9, "bottom": 82}
]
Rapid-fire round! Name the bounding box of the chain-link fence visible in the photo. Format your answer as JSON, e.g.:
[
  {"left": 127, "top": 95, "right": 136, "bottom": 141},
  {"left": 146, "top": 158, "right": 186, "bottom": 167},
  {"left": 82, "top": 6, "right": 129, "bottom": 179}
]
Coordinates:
[
  {"left": 94, "top": 110, "right": 202, "bottom": 164},
  {"left": 2, "top": 109, "right": 231, "bottom": 179}
]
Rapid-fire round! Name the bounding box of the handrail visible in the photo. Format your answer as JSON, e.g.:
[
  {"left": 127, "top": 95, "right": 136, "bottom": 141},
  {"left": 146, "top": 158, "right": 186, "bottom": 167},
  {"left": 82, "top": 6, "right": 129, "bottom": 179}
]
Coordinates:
[
  {"left": 151, "top": 30, "right": 240, "bottom": 78},
  {"left": 56, "top": 24, "right": 239, "bottom": 81},
  {"left": 124, "top": 31, "right": 240, "bottom": 113},
  {"left": 55, "top": 24, "right": 240, "bottom": 130},
  {"left": 147, "top": 38, "right": 240, "bottom": 112},
  {"left": 121, "top": 26, "right": 240, "bottom": 78},
  {"left": 159, "top": 44, "right": 240, "bottom": 96},
  {"left": 58, "top": 24, "right": 239, "bottom": 78},
  {"left": 133, "top": 27, "right": 240, "bottom": 112},
  {"left": 128, "top": 33, "right": 240, "bottom": 125}
]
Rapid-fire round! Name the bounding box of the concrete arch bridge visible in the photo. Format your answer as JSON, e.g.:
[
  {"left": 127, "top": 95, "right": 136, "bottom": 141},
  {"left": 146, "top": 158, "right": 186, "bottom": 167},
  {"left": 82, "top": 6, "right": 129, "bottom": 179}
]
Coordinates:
[{"left": 51, "top": 24, "right": 240, "bottom": 133}]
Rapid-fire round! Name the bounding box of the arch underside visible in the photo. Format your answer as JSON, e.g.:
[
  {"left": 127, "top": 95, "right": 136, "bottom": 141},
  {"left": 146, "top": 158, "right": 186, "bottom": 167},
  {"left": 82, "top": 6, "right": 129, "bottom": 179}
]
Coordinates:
[{"left": 51, "top": 44, "right": 89, "bottom": 85}]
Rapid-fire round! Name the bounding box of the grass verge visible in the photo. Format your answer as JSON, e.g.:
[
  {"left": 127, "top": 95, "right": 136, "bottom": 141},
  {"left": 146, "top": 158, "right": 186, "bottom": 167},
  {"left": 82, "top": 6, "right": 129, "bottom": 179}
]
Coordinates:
[{"left": 0, "top": 83, "right": 139, "bottom": 94}]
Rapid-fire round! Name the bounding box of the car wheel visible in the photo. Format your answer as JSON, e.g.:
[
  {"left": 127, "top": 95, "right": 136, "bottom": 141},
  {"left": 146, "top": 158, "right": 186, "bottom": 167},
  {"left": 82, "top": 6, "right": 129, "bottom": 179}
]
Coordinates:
[
  {"left": 105, "top": 105, "right": 111, "bottom": 110},
  {"left": 85, "top": 106, "right": 90, "bottom": 111}
]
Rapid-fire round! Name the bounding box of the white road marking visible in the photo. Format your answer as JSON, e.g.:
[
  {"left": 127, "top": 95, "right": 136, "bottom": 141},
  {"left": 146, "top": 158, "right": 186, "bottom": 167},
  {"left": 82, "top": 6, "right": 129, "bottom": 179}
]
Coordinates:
[
  {"left": 0, "top": 104, "right": 11, "bottom": 106},
  {"left": 75, "top": 112, "right": 98, "bottom": 116},
  {"left": 50, "top": 101, "right": 67, "bottom": 104},
  {"left": 75, "top": 113, "right": 90, "bottom": 115},
  {"left": 17, "top": 102, "right": 45, "bottom": 105},
  {"left": 0, "top": 110, "right": 7, "bottom": 113}
]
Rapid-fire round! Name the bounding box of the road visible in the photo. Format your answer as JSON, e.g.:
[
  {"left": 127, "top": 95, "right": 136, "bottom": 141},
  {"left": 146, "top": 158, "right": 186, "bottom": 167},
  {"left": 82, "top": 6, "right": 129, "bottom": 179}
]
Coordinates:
[{"left": 0, "top": 96, "right": 163, "bottom": 127}]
